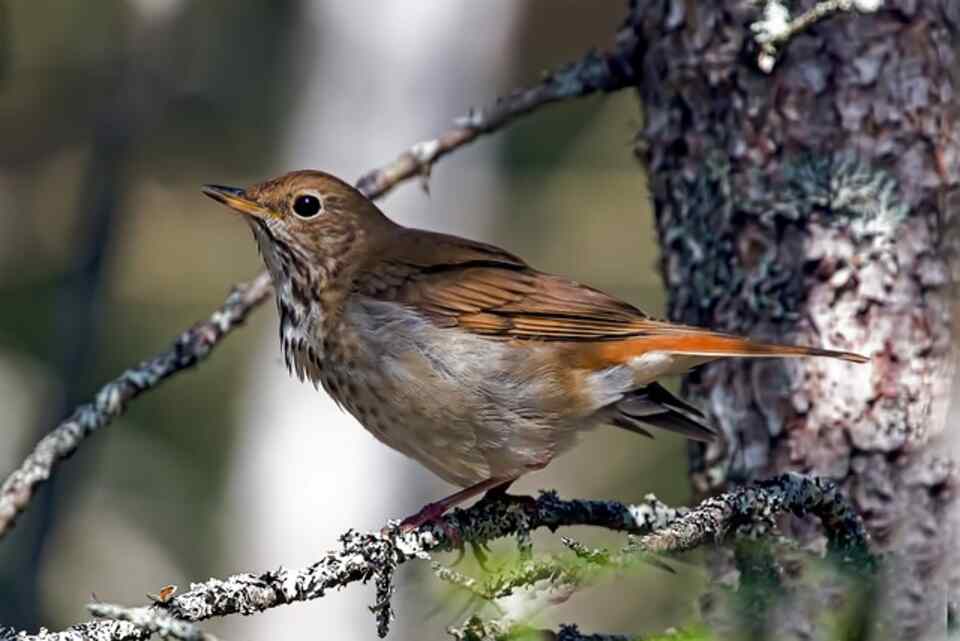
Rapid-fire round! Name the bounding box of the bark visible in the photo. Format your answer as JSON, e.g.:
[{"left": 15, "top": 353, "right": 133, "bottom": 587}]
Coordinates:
[{"left": 626, "top": 1, "right": 959, "bottom": 639}]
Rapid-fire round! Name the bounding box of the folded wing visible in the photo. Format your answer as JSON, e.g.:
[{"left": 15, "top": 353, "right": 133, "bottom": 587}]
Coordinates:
[{"left": 354, "top": 227, "right": 866, "bottom": 362}]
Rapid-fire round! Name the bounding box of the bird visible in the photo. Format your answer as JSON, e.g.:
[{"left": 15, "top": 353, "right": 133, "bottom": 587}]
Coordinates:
[{"left": 202, "top": 170, "right": 868, "bottom": 530}]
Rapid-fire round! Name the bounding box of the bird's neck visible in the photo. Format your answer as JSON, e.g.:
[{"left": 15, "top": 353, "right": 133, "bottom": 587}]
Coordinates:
[
  {"left": 248, "top": 218, "right": 389, "bottom": 383},
  {"left": 249, "top": 222, "right": 343, "bottom": 354},
  {"left": 270, "top": 239, "right": 376, "bottom": 390},
  {"left": 274, "top": 266, "right": 344, "bottom": 352}
]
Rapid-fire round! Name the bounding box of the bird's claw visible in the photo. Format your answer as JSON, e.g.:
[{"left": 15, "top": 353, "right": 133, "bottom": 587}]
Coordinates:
[{"left": 395, "top": 502, "right": 464, "bottom": 550}]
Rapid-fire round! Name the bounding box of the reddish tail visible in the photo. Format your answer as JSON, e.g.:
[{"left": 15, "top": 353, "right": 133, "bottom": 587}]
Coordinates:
[
  {"left": 593, "top": 331, "right": 869, "bottom": 367},
  {"left": 633, "top": 334, "right": 869, "bottom": 363}
]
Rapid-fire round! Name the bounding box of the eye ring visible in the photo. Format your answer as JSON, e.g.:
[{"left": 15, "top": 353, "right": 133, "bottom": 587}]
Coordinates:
[{"left": 292, "top": 193, "right": 323, "bottom": 219}]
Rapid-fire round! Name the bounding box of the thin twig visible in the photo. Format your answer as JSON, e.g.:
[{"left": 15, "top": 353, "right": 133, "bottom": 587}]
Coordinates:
[
  {"left": 0, "top": 272, "right": 272, "bottom": 539},
  {"left": 0, "top": 33, "right": 639, "bottom": 540},
  {"left": 354, "top": 45, "right": 636, "bottom": 199},
  {"left": 750, "top": 0, "right": 883, "bottom": 72},
  {"left": 14, "top": 474, "right": 870, "bottom": 640}
]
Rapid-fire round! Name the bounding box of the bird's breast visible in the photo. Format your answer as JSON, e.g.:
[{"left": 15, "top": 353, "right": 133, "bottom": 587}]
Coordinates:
[
  {"left": 297, "top": 298, "right": 583, "bottom": 484},
  {"left": 285, "top": 296, "right": 654, "bottom": 487}
]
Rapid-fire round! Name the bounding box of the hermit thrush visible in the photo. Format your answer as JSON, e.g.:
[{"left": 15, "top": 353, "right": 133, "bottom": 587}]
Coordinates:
[{"left": 203, "top": 170, "right": 867, "bottom": 528}]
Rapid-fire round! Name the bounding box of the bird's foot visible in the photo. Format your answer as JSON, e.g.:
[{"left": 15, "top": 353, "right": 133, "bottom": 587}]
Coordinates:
[
  {"left": 398, "top": 500, "right": 448, "bottom": 531},
  {"left": 394, "top": 501, "right": 463, "bottom": 549}
]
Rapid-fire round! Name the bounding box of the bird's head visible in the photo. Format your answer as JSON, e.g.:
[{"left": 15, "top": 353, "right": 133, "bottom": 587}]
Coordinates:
[{"left": 202, "top": 170, "right": 395, "bottom": 296}]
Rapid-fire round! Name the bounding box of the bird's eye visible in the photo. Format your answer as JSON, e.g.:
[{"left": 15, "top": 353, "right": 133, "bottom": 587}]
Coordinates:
[{"left": 292, "top": 194, "right": 322, "bottom": 219}]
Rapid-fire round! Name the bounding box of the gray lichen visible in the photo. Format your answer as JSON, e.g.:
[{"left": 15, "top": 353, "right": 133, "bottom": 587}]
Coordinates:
[
  {"left": 626, "top": 0, "right": 958, "bottom": 637},
  {"left": 14, "top": 475, "right": 868, "bottom": 641}
]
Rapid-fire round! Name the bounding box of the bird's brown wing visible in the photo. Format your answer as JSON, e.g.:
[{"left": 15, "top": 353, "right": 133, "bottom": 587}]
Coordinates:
[
  {"left": 354, "top": 228, "right": 654, "bottom": 341},
  {"left": 354, "top": 228, "right": 867, "bottom": 363}
]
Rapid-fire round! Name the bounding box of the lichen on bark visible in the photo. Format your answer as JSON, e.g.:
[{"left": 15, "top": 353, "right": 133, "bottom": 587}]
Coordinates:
[{"left": 624, "top": 0, "right": 959, "bottom": 638}]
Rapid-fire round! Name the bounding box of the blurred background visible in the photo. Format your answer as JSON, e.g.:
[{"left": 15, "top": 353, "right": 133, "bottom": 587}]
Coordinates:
[{"left": 0, "top": 1, "right": 707, "bottom": 638}]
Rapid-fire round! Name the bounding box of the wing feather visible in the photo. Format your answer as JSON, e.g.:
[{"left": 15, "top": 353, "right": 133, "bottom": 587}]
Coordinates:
[
  {"left": 353, "top": 229, "right": 653, "bottom": 342},
  {"left": 351, "top": 228, "right": 868, "bottom": 364}
]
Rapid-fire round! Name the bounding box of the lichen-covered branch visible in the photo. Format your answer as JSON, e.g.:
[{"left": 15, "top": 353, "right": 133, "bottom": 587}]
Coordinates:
[
  {"left": 437, "top": 475, "right": 871, "bottom": 617},
  {"left": 638, "top": 473, "right": 870, "bottom": 563},
  {"left": 0, "top": 271, "right": 273, "bottom": 539},
  {"left": 354, "top": 42, "right": 637, "bottom": 199},
  {"left": 14, "top": 474, "right": 868, "bottom": 641},
  {"left": 1, "top": 619, "right": 148, "bottom": 641},
  {"left": 750, "top": 0, "right": 884, "bottom": 72},
  {"left": 436, "top": 476, "right": 873, "bottom": 638},
  {"left": 434, "top": 535, "right": 673, "bottom": 625},
  {"left": 87, "top": 604, "right": 218, "bottom": 641},
  {"left": 0, "top": 31, "right": 640, "bottom": 540}
]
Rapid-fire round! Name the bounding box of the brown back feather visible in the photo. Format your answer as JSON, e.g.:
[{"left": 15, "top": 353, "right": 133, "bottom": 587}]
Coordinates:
[{"left": 354, "top": 227, "right": 653, "bottom": 338}]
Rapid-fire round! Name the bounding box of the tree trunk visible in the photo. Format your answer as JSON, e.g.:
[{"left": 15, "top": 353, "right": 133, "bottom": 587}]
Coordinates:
[{"left": 626, "top": 1, "right": 959, "bottom": 639}]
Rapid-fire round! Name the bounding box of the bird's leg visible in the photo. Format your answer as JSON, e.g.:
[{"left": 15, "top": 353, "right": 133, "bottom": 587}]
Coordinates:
[
  {"left": 477, "top": 478, "right": 535, "bottom": 509},
  {"left": 480, "top": 478, "right": 516, "bottom": 501},
  {"left": 459, "top": 471, "right": 540, "bottom": 563},
  {"left": 476, "top": 479, "right": 538, "bottom": 555},
  {"left": 476, "top": 460, "right": 545, "bottom": 511},
  {"left": 398, "top": 477, "right": 509, "bottom": 533}
]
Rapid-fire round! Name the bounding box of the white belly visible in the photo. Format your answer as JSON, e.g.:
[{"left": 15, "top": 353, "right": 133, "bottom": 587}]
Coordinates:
[{"left": 317, "top": 298, "right": 602, "bottom": 487}]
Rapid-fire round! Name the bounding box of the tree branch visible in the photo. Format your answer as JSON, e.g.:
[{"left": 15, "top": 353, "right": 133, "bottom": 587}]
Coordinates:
[
  {"left": 436, "top": 475, "right": 874, "bottom": 639},
  {"left": 638, "top": 473, "right": 870, "bottom": 563},
  {"left": 749, "top": 0, "right": 884, "bottom": 72},
  {"left": 0, "top": 272, "right": 272, "bottom": 540},
  {"left": 0, "top": 32, "right": 639, "bottom": 541},
  {"left": 87, "top": 604, "right": 219, "bottom": 641},
  {"left": 354, "top": 43, "right": 637, "bottom": 199},
  {"left": 13, "top": 474, "right": 869, "bottom": 640}
]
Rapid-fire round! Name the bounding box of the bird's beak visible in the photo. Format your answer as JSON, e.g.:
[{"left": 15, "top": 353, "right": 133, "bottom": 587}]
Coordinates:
[{"left": 201, "top": 184, "right": 272, "bottom": 219}]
